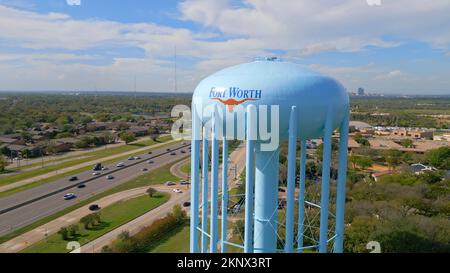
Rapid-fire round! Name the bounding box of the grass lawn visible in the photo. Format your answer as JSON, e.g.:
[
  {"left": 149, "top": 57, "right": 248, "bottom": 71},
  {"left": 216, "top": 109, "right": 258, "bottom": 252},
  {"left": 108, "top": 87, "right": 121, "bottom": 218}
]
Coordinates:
[
  {"left": 0, "top": 157, "right": 187, "bottom": 244},
  {"left": 0, "top": 136, "right": 172, "bottom": 188},
  {"left": 180, "top": 162, "right": 190, "bottom": 174},
  {"left": 0, "top": 139, "right": 177, "bottom": 197},
  {"left": 22, "top": 193, "right": 169, "bottom": 253},
  {"left": 150, "top": 224, "right": 190, "bottom": 253}
]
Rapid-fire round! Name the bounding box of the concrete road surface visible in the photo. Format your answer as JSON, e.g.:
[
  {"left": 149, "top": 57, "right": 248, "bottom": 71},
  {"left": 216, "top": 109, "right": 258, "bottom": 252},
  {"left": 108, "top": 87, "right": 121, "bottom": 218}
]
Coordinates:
[{"left": 0, "top": 142, "right": 191, "bottom": 236}]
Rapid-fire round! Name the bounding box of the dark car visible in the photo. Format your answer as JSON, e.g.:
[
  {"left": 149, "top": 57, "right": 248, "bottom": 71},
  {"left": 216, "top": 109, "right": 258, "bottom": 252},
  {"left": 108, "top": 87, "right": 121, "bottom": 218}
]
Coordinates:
[
  {"left": 77, "top": 184, "right": 86, "bottom": 189},
  {"left": 278, "top": 188, "right": 286, "bottom": 193},
  {"left": 166, "top": 148, "right": 171, "bottom": 152},
  {"left": 93, "top": 163, "right": 102, "bottom": 171},
  {"left": 148, "top": 151, "right": 153, "bottom": 155},
  {"left": 89, "top": 204, "right": 100, "bottom": 211},
  {"left": 171, "top": 152, "right": 176, "bottom": 156},
  {"left": 69, "top": 176, "right": 78, "bottom": 182},
  {"left": 183, "top": 202, "right": 191, "bottom": 207},
  {"left": 180, "top": 150, "right": 186, "bottom": 154}
]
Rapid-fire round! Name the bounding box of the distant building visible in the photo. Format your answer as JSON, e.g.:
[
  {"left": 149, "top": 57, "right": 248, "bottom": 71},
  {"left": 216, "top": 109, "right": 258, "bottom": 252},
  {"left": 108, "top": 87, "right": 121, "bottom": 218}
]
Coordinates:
[
  {"left": 358, "top": 88, "right": 365, "bottom": 96},
  {"left": 410, "top": 163, "right": 437, "bottom": 175},
  {"left": 433, "top": 134, "right": 450, "bottom": 142},
  {"left": 392, "top": 128, "right": 433, "bottom": 139}
]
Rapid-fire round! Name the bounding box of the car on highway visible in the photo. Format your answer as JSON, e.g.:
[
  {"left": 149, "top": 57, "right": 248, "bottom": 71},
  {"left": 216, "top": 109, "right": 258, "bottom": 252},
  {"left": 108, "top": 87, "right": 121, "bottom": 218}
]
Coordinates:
[
  {"left": 107, "top": 175, "right": 114, "bottom": 180},
  {"left": 165, "top": 181, "right": 176, "bottom": 186},
  {"left": 102, "top": 166, "right": 109, "bottom": 171},
  {"left": 183, "top": 202, "right": 191, "bottom": 207},
  {"left": 77, "top": 184, "right": 86, "bottom": 189},
  {"left": 166, "top": 148, "right": 171, "bottom": 152},
  {"left": 93, "top": 172, "right": 101, "bottom": 176},
  {"left": 170, "top": 152, "right": 176, "bottom": 156},
  {"left": 173, "top": 188, "right": 182, "bottom": 194},
  {"left": 128, "top": 156, "right": 135, "bottom": 160},
  {"left": 142, "top": 168, "right": 148, "bottom": 172},
  {"left": 116, "top": 162, "right": 125, "bottom": 167},
  {"left": 69, "top": 176, "right": 78, "bottom": 182},
  {"left": 133, "top": 156, "right": 141, "bottom": 160},
  {"left": 89, "top": 204, "right": 100, "bottom": 211},
  {"left": 63, "top": 193, "right": 77, "bottom": 200},
  {"left": 180, "top": 150, "right": 186, "bottom": 154},
  {"left": 147, "top": 160, "right": 154, "bottom": 164},
  {"left": 148, "top": 151, "right": 153, "bottom": 154}
]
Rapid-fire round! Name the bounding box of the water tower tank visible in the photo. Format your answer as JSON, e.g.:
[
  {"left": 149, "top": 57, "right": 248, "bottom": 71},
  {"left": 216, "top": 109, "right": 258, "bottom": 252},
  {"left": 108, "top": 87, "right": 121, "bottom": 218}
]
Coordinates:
[{"left": 190, "top": 59, "right": 350, "bottom": 254}]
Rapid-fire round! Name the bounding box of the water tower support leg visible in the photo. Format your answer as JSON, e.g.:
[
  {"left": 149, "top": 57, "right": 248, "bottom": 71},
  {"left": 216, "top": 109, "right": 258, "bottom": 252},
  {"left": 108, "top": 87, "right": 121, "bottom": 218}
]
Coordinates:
[
  {"left": 244, "top": 105, "right": 256, "bottom": 253},
  {"left": 319, "top": 108, "right": 333, "bottom": 253},
  {"left": 297, "top": 140, "right": 307, "bottom": 253},
  {"left": 221, "top": 138, "right": 229, "bottom": 253},
  {"left": 190, "top": 103, "right": 201, "bottom": 253},
  {"left": 201, "top": 128, "right": 209, "bottom": 253},
  {"left": 334, "top": 109, "right": 349, "bottom": 253},
  {"left": 284, "top": 106, "right": 298, "bottom": 253},
  {"left": 210, "top": 110, "right": 219, "bottom": 253}
]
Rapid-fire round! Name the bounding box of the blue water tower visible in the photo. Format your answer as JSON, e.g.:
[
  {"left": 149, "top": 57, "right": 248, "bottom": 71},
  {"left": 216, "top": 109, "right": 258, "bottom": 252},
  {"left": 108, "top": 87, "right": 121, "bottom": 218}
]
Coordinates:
[{"left": 189, "top": 58, "right": 350, "bottom": 253}]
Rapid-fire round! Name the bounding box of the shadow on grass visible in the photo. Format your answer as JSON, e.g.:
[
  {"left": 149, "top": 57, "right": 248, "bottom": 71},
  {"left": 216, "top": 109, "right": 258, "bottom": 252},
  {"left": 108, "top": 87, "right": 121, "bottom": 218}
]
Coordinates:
[{"left": 145, "top": 221, "right": 189, "bottom": 253}]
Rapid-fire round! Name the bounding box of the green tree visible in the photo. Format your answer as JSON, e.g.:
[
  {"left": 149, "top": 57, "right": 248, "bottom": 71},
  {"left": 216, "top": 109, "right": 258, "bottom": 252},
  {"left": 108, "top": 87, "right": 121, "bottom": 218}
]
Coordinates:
[
  {"left": 425, "top": 147, "right": 450, "bottom": 169},
  {"left": 0, "top": 155, "right": 8, "bottom": 172},
  {"left": 146, "top": 187, "right": 157, "bottom": 197},
  {"left": 58, "top": 227, "right": 69, "bottom": 240},
  {"left": 80, "top": 215, "right": 94, "bottom": 229},
  {"left": 68, "top": 224, "right": 79, "bottom": 237},
  {"left": 120, "top": 132, "right": 136, "bottom": 145},
  {"left": 400, "top": 139, "right": 414, "bottom": 148},
  {"left": 384, "top": 149, "right": 403, "bottom": 170}
]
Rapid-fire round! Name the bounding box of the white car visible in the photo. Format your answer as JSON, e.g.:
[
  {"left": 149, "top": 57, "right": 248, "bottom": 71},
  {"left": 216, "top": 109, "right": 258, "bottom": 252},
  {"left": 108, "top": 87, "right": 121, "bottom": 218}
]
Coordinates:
[
  {"left": 133, "top": 156, "right": 141, "bottom": 160},
  {"left": 64, "top": 193, "right": 77, "bottom": 200},
  {"left": 116, "top": 162, "right": 125, "bottom": 167},
  {"left": 173, "top": 188, "right": 182, "bottom": 194},
  {"left": 93, "top": 172, "right": 101, "bottom": 176},
  {"left": 102, "top": 167, "right": 109, "bottom": 171}
]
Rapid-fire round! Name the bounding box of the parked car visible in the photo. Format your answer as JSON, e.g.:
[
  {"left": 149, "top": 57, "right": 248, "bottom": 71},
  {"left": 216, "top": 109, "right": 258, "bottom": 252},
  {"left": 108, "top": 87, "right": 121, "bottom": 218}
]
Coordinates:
[
  {"left": 107, "top": 175, "right": 114, "bottom": 180},
  {"left": 165, "top": 181, "right": 176, "bottom": 186},
  {"left": 63, "top": 193, "right": 77, "bottom": 200},
  {"left": 173, "top": 188, "right": 182, "bottom": 194},
  {"left": 101, "top": 166, "right": 109, "bottom": 171},
  {"left": 183, "top": 202, "right": 191, "bottom": 207},
  {"left": 180, "top": 150, "right": 186, "bottom": 154},
  {"left": 133, "top": 156, "right": 141, "bottom": 160},
  {"left": 116, "top": 162, "right": 125, "bottom": 167},
  {"left": 180, "top": 181, "right": 191, "bottom": 185},
  {"left": 69, "top": 176, "right": 78, "bottom": 182},
  {"left": 77, "top": 184, "right": 86, "bottom": 189},
  {"left": 89, "top": 204, "right": 100, "bottom": 211}
]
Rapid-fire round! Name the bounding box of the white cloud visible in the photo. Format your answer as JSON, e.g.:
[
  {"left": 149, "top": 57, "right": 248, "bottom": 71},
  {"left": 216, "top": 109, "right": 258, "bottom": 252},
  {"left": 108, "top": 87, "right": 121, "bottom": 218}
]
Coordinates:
[
  {"left": 0, "top": 2, "right": 449, "bottom": 94},
  {"left": 66, "top": 0, "right": 81, "bottom": 6}
]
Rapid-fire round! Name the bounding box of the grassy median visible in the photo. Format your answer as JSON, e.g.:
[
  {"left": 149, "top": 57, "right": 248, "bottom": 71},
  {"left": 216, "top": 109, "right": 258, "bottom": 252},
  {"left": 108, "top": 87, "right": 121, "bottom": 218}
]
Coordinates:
[{"left": 22, "top": 193, "right": 169, "bottom": 253}]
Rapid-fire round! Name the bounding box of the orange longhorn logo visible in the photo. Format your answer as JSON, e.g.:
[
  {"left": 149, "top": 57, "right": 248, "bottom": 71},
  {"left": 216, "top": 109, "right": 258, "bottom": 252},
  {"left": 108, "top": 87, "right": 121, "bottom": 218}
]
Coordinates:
[{"left": 212, "top": 98, "right": 257, "bottom": 112}]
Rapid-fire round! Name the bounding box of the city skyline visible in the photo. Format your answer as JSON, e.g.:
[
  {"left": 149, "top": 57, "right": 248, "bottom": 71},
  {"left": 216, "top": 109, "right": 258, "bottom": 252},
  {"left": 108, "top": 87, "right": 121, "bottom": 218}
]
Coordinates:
[{"left": 0, "top": 0, "right": 449, "bottom": 94}]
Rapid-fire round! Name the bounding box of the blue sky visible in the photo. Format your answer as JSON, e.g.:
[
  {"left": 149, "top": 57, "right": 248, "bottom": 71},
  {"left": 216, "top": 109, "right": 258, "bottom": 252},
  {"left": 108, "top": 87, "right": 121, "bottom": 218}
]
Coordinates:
[{"left": 0, "top": 0, "right": 449, "bottom": 94}]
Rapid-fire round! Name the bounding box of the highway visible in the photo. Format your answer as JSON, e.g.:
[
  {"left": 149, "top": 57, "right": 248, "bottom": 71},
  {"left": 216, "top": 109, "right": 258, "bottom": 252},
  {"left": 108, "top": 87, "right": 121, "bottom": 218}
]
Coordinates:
[{"left": 0, "top": 142, "right": 191, "bottom": 236}]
